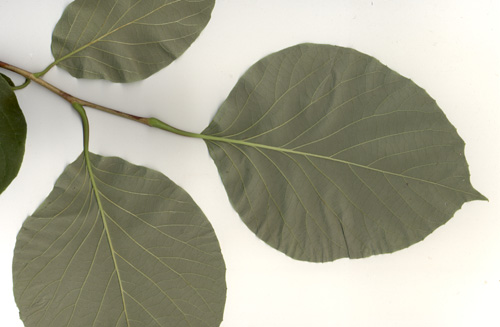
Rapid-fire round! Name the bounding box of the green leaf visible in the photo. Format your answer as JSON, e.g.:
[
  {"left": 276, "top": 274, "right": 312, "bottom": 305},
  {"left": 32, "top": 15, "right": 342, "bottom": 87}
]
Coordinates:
[
  {"left": 13, "top": 152, "right": 226, "bottom": 326},
  {"left": 51, "top": 0, "right": 215, "bottom": 82},
  {"left": 0, "top": 73, "right": 15, "bottom": 87},
  {"left": 0, "top": 74, "right": 27, "bottom": 195},
  {"left": 203, "top": 43, "right": 486, "bottom": 262}
]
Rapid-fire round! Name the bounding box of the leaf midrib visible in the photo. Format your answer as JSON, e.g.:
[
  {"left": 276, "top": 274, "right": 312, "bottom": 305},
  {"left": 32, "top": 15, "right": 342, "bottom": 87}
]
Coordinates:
[
  {"left": 53, "top": 0, "right": 183, "bottom": 67},
  {"left": 202, "top": 133, "right": 479, "bottom": 197},
  {"left": 84, "top": 154, "right": 131, "bottom": 326}
]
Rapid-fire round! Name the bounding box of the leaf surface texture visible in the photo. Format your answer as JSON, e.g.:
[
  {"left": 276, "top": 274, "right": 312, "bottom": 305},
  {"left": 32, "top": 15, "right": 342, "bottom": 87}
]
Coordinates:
[
  {"left": 51, "top": 0, "right": 215, "bottom": 82},
  {"left": 0, "top": 74, "right": 26, "bottom": 194},
  {"left": 13, "top": 153, "right": 226, "bottom": 326},
  {"left": 203, "top": 43, "right": 486, "bottom": 262}
]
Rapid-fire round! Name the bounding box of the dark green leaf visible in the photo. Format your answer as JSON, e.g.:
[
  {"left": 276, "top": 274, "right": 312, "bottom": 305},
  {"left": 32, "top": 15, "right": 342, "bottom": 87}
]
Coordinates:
[
  {"left": 203, "top": 43, "right": 486, "bottom": 262},
  {"left": 0, "top": 73, "right": 15, "bottom": 87},
  {"left": 0, "top": 74, "right": 26, "bottom": 194},
  {"left": 51, "top": 0, "right": 215, "bottom": 82},
  {"left": 13, "top": 152, "right": 226, "bottom": 326}
]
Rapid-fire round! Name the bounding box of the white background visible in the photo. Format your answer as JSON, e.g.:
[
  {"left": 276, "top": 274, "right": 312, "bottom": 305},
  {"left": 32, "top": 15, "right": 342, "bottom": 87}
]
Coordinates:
[{"left": 1, "top": 0, "right": 499, "bottom": 326}]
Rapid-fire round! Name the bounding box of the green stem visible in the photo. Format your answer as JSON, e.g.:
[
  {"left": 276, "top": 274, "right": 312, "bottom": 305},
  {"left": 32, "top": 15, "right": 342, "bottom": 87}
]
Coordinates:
[
  {"left": 71, "top": 102, "right": 90, "bottom": 152},
  {"left": 148, "top": 118, "right": 204, "bottom": 139},
  {"left": 33, "top": 62, "right": 57, "bottom": 78},
  {"left": 11, "top": 78, "right": 31, "bottom": 90}
]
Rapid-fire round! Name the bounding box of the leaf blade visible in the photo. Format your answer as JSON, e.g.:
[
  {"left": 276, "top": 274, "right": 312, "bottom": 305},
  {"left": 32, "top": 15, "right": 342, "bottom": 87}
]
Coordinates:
[
  {"left": 13, "top": 152, "right": 226, "bottom": 326},
  {"left": 0, "top": 74, "right": 26, "bottom": 195},
  {"left": 203, "top": 43, "right": 486, "bottom": 262},
  {"left": 51, "top": 0, "right": 215, "bottom": 82}
]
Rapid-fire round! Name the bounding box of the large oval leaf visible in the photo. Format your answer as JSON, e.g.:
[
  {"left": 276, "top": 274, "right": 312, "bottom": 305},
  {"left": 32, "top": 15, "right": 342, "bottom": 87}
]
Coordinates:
[
  {"left": 0, "top": 74, "right": 27, "bottom": 195},
  {"left": 51, "top": 0, "right": 215, "bottom": 82},
  {"left": 13, "top": 152, "right": 226, "bottom": 326},
  {"left": 203, "top": 43, "right": 486, "bottom": 262}
]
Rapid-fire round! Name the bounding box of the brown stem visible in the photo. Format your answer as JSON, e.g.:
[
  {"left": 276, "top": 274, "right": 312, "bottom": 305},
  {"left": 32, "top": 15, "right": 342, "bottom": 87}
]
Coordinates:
[{"left": 0, "top": 60, "right": 149, "bottom": 126}]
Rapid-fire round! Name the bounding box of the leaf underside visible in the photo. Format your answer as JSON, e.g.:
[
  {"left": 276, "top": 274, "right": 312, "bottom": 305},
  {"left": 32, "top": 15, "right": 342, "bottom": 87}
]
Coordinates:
[
  {"left": 203, "top": 43, "right": 486, "bottom": 262},
  {"left": 13, "top": 153, "right": 226, "bottom": 327},
  {"left": 0, "top": 74, "right": 26, "bottom": 194},
  {"left": 51, "top": 0, "right": 215, "bottom": 82}
]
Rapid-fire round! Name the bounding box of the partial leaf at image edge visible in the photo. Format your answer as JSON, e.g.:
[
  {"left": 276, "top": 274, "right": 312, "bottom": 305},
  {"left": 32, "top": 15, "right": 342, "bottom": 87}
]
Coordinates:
[
  {"left": 0, "top": 73, "right": 16, "bottom": 87},
  {"left": 13, "top": 152, "right": 226, "bottom": 327},
  {"left": 0, "top": 74, "right": 27, "bottom": 195},
  {"left": 203, "top": 43, "right": 486, "bottom": 262},
  {"left": 50, "top": 0, "right": 215, "bottom": 82}
]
